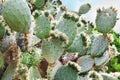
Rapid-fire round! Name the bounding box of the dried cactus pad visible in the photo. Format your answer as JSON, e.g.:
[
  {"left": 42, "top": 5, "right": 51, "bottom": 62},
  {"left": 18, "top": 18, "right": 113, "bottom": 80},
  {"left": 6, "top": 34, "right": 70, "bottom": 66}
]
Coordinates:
[
  {"left": 96, "top": 7, "right": 117, "bottom": 33},
  {"left": 34, "top": 15, "right": 50, "bottom": 39},
  {"left": 42, "top": 38, "right": 63, "bottom": 63},
  {"left": 2, "top": 0, "right": 32, "bottom": 33},
  {"left": 90, "top": 34, "right": 109, "bottom": 57}
]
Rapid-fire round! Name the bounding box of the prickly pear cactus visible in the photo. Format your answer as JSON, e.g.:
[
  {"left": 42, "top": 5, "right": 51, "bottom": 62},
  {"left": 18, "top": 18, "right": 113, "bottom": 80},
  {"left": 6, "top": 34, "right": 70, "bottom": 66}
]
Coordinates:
[
  {"left": 54, "top": 61, "right": 80, "bottom": 80},
  {"left": 96, "top": 7, "right": 117, "bottom": 33},
  {"left": 56, "top": 13, "right": 78, "bottom": 47},
  {"left": 77, "top": 55, "right": 94, "bottom": 73},
  {"left": 78, "top": 3, "right": 91, "bottom": 15},
  {"left": 2, "top": 0, "right": 32, "bottom": 33},
  {"left": 90, "top": 34, "right": 109, "bottom": 57},
  {"left": 33, "top": 0, "right": 46, "bottom": 10},
  {"left": 28, "top": 66, "right": 41, "bottom": 80},
  {"left": 0, "top": 0, "right": 119, "bottom": 80},
  {"left": 67, "top": 33, "right": 89, "bottom": 55},
  {"left": 34, "top": 12, "right": 50, "bottom": 39},
  {"left": 42, "top": 38, "right": 64, "bottom": 63}
]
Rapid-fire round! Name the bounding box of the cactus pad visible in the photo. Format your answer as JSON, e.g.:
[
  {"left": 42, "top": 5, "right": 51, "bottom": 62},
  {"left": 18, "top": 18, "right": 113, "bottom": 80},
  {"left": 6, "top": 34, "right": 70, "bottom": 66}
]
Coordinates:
[
  {"left": 66, "top": 33, "right": 88, "bottom": 55},
  {"left": 34, "top": 15, "right": 50, "bottom": 39},
  {"left": 79, "top": 3, "right": 91, "bottom": 14},
  {"left": 42, "top": 38, "right": 63, "bottom": 63},
  {"left": 77, "top": 55, "right": 94, "bottom": 73},
  {"left": 95, "top": 50, "right": 110, "bottom": 67},
  {"left": 34, "top": 0, "right": 46, "bottom": 10},
  {"left": 90, "top": 34, "right": 109, "bottom": 57},
  {"left": 56, "top": 14, "right": 77, "bottom": 48},
  {"left": 54, "top": 62, "right": 80, "bottom": 80},
  {"left": 0, "top": 26, "right": 5, "bottom": 39},
  {"left": 2, "top": 0, "right": 32, "bottom": 33},
  {"left": 96, "top": 7, "right": 117, "bottom": 33},
  {"left": 28, "top": 66, "right": 41, "bottom": 80}
]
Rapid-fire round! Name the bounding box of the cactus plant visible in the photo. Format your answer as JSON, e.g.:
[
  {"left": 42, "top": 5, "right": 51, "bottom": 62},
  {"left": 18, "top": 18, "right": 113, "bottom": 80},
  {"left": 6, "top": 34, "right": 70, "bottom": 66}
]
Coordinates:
[
  {"left": 0, "top": 0, "right": 119, "bottom": 80},
  {"left": 41, "top": 37, "right": 64, "bottom": 63},
  {"left": 78, "top": 3, "right": 91, "bottom": 15},
  {"left": 90, "top": 34, "right": 109, "bottom": 57},
  {"left": 54, "top": 61, "right": 80, "bottom": 80},
  {"left": 2, "top": 0, "right": 32, "bottom": 33},
  {"left": 96, "top": 7, "right": 117, "bottom": 33},
  {"left": 34, "top": 12, "right": 51, "bottom": 39}
]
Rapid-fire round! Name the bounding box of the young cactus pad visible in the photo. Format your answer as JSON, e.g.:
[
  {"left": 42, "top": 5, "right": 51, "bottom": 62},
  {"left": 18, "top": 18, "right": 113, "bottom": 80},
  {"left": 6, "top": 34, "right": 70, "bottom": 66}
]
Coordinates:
[
  {"left": 34, "top": 14, "right": 50, "bottom": 39},
  {"left": 78, "top": 3, "right": 91, "bottom": 15},
  {"left": 2, "top": 0, "right": 32, "bottom": 33},
  {"left": 96, "top": 7, "right": 117, "bottom": 33}
]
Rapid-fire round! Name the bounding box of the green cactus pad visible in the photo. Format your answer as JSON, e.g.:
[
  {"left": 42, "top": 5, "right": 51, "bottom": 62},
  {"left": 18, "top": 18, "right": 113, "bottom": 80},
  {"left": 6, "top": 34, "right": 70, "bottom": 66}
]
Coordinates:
[
  {"left": 42, "top": 38, "right": 63, "bottom": 63},
  {"left": 95, "top": 50, "right": 110, "bottom": 67},
  {"left": 28, "top": 66, "right": 41, "bottom": 80},
  {"left": 54, "top": 62, "right": 80, "bottom": 80},
  {"left": 34, "top": 0, "right": 46, "bottom": 10},
  {"left": 0, "top": 26, "right": 5, "bottom": 38},
  {"left": 90, "top": 34, "right": 109, "bottom": 57},
  {"left": 96, "top": 7, "right": 117, "bottom": 33},
  {"left": 34, "top": 15, "right": 50, "bottom": 39},
  {"left": 66, "top": 33, "right": 88, "bottom": 55},
  {"left": 2, "top": 0, "right": 32, "bottom": 33},
  {"left": 77, "top": 55, "right": 94, "bottom": 73},
  {"left": 79, "top": 3, "right": 91, "bottom": 14},
  {"left": 56, "top": 17, "right": 77, "bottom": 48},
  {"left": 1, "top": 61, "right": 17, "bottom": 80}
]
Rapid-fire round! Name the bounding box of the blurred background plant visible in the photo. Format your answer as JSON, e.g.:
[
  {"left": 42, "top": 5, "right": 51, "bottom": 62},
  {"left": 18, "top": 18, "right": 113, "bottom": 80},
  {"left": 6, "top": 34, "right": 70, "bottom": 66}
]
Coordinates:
[{"left": 107, "top": 31, "right": 120, "bottom": 72}]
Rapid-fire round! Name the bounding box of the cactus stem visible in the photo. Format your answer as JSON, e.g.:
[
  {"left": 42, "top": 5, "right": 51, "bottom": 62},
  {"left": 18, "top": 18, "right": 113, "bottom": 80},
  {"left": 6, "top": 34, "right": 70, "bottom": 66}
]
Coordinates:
[{"left": 24, "top": 32, "right": 29, "bottom": 51}]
